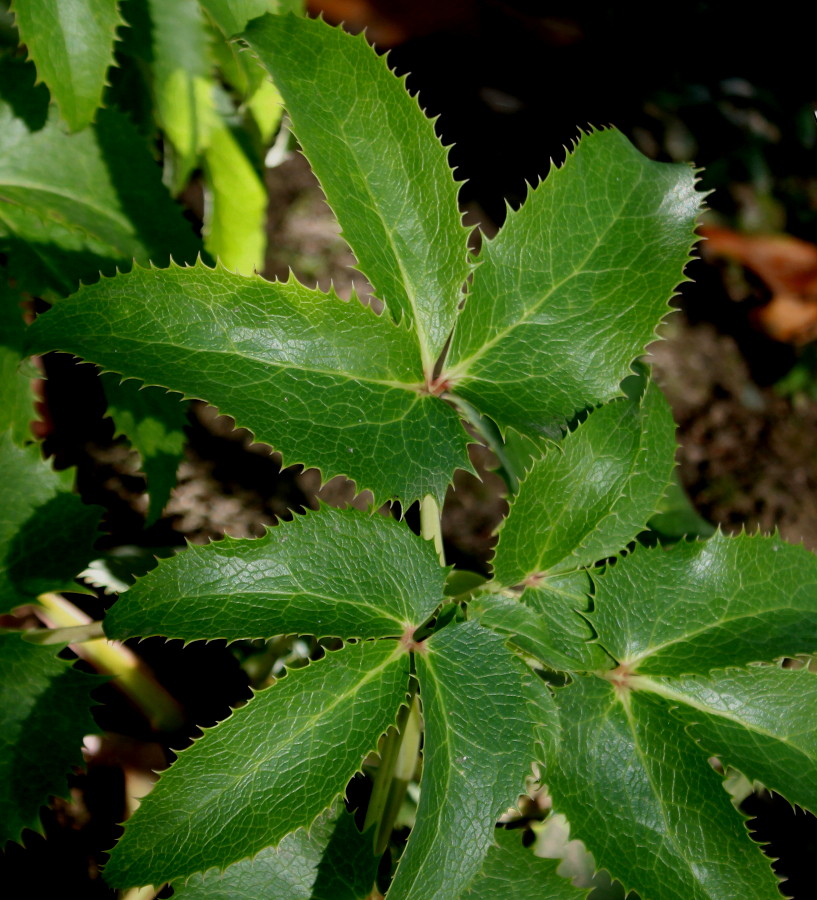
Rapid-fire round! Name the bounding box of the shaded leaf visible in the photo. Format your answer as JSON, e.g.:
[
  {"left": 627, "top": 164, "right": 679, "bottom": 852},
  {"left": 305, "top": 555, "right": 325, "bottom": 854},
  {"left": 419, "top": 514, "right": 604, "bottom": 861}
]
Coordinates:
[
  {"left": 0, "top": 282, "right": 36, "bottom": 444},
  {"left": 388, "top": 621, "right": 541, "bottom": 900},
  {"left": 104, "top": 639, "right": 409, "bottom": 888},
  {"left": 172, "top": 805, "right": 377, "bottom": 900},
  {"left": 145, "top": 0, "right": 216, "bottom": 192},
  {"left": 0, "top": 432, "right": 102, "bottom": 614},
  {"left": 244, "top": 13, "right": 471, "bottom": 370},
  {"left": 11, "top": 0, "right": 122, "bottom": 131},
  {"left": 445, "top": 129, "right": 701, "bottom": 435},
  {"left": 0, "top": 57, "right": 201, "bottom": 296},
  {"left": 463, "top": 827, "right": 589, "bottom": 899},
  {"left": 592, "top": 531, "right": 817, "bottom": 674},
  {"left": 105, "top": 505, "right": 447, "bottom": 642},
  {"left": 100, "top": 374, "right": 187, "bottom": 525},
  {"left": 492, "top": 381, "right": 676, "bottom": 586},
  {"left": 0, "top": 632, "right": 102, "bottom": 845},
  {"left": 471, "top": 581, "right": 609, "bottom": 674},
  {"left": 26, "top": 262, "right": 471, "bottom": 505},
  {"left": 550, "top": 676, "right": 780, "bottom": 900}
]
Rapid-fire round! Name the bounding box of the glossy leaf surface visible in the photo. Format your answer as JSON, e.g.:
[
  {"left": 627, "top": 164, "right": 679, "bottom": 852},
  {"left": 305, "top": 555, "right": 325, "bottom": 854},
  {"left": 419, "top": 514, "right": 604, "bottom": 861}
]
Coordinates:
[
  {"left": 0, "top": 633, "right": 101, "bottom": 845},
  {"left": 446, "top": 128, "right": 701, "bottom": 435},
  {"left": 105, "top": 506, "right": 447, "bottom": 642},
  {"left": 642, "top": 665, "right": 817, "bottom": 815},
  {"left": 388, "top": 622, "right": 548, "bottom": 900},
  {"left": 172, "top": 806, "right": 377, "bottom": 900},
  {"left": 27, "top": 263, "right": 470, "bottom": 505},
  {"left": 0, "top": 432, "right": 101, "bottom": 614},
  {"left": 592, "top": 531, "right": 817, "bottom": 673},
  {"left": 11, "top": 0, "right": 121, "bottom": 131},
  {"left": 104, "top": 640, "right": 409, "bottom": 887},
  {"left": 551, "top": 676, "right": 780, "bottom": 900},
  {"left": 492, "top": 381, "right": 675, "bottom": 585},
  {"left": 245, "top": 14, "right": 471, "bottom": 370}
]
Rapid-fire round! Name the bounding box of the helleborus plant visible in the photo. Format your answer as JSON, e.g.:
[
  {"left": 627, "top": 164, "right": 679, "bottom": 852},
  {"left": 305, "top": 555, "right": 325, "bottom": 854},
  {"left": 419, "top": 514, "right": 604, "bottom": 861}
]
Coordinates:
[{"left": 13, "top": 11, "right": 817, "bottom": 900}]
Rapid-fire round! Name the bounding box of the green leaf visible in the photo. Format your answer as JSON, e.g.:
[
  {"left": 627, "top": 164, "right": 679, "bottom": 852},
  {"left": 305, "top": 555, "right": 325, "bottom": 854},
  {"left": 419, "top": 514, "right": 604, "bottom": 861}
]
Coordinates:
[
  {"left": 172, "top": 805, "right": 378, "bottom": 900},
  {"left": 638, "top": 664, "right": 817, "bottom": 815},
  {"left": 0, "top": 632, "right": 102, "bottom": 846},
  {"left": 463, "top": 828, "right": 589, "bottom": 899},
  {"left": 26, "top": 262, "right": 471, "bottom": 505},
  {"left": 145, "top": 0, "right": 217, "bottom": 192},
  {"left": 550, "top": 676, "right": 780, "bottom": 900},
  {"left": 592, "top": 531, "right": 817, "bottom": 674},
  {"left": 388, "top": 621, "right": 543, "bottom": 900},
  {"left": 201, "top": 0, "right": 279, "bottom": 36},
  {"left": 202, "top": 113, "right": 267, "bottom": 274},
  {"left": 10, "top": 0, "right": 122, "bottom": 131},
  {"left": 0, "top": 282, "right": 36, "bottom": 444},
  {"left": 244, "top": 14, "right": 471, "bottom": 371},
  {"left": 492, "top": 381, "right": 676, "bottom": 586},
  {"left": 0, "top": 431, "right": 102, "bottom": 614},
  {"left": 471, "top": 582, "right": 609, "bottom": 674},
  {"left": 445, "top": 129, "right": 701, "bottom": 435},
  {"left": 105, "top": 505, "right": 447, "bottom": 642},
  {"left": 104, "top": 639, "right": 409, "bottom": 888},
  {"left": 100, "top": 374, "right": 187, "bottom": 525},
  {"left": 0, "top": 57, "right": 201, "bottom": 296}
]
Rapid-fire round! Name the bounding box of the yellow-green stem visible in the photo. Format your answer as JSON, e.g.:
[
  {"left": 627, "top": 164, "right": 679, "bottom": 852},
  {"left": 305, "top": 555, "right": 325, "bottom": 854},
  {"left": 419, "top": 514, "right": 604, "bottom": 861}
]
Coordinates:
[
  {"left": 36, "top": 593, "right": 183, "bottom": 732},
  {"left": 420, "top": 494, "right": 445, "bottom": 565}
]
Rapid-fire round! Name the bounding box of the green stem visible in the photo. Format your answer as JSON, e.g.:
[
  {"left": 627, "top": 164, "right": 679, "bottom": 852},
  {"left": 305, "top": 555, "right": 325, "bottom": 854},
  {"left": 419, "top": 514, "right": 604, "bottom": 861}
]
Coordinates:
[{"left": 364, "top": 691, "right": 422, "bottom": 855}]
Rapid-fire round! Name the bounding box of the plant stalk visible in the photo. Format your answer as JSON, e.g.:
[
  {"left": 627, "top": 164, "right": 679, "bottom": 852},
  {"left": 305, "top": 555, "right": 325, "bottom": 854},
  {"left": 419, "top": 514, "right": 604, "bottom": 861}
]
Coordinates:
[
  {"left": 36, "top": 592, "right": 183, "bottom": 732},
  {"left": 420, "top": 494, "right": 445, "bottom": 565},
  {"left": 363, "top": 692, "right": 421, "bottom": 855}
]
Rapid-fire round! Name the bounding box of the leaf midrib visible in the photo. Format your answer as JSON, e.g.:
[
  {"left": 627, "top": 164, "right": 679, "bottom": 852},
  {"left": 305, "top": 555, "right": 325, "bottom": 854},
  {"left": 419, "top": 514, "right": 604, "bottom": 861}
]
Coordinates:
[
  {"left": 155, "top": 642, "right": 405, "bottom": 829},
  {"left": 633, "top": 674, "right": 812, "bottom": 756},
  {"left": 73, "top": 332, "right": 421, "bottom": 392},
  {"left": 446, "top": 173, "right": 644, "bottom": 379},
  {"left": 620, "top": 695, "right": 710, "bottom": 899},
  {"left": 622, "top": 601, "right": 814, "bottom": 670}
]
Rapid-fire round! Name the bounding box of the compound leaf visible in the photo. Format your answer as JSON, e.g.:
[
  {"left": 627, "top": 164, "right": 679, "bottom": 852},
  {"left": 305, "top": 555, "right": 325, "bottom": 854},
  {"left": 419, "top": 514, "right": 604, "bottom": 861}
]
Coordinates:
[
  {"left": 244, "top": 13, "right": 471, "bottom": 371},
  {"left": 463, "top": 827, "right": 589, "bottom": 899},
  {"left": 104, "top": 639, "right": 409, "bottom": 888},
  {"left": 388, "top": 621, "right": 545, "bottom": 900},
  {"left": 0, "top": 632, "right": 102, "bottom": 846},
  {"left": 105, "top": 506, "right": 447, "bottom": 642},
  {"left": 492, "top": 380, "right": 675, "bottom": 586},
  {"left": 27, "top": 262, "right": 471, "bottom": 505},
  {"left": 0, "top": 431, "right": 102, "bottom": 614},
  {"left": 11, "top": 0, "right": 122, "bottom": 132},
  {"left": 550, "top": 676, "right": 780, "bottom": 900},
  {"left": 445, "top": 128, "right": 701, "bottom": 435},
  {"left": 172, "top": 805, "right": 377, "bottom": 900},
  {"left": 592, "top": 531, "right": 817, "bottom": 674},
  {"left": 640, "top": 664, "right": 817, "bottom": 815}
]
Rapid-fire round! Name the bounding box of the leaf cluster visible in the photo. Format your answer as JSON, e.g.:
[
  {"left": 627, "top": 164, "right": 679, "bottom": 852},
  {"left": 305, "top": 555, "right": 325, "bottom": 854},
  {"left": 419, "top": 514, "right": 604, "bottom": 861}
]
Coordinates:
[{"left": 2, "top": 9, "right": 815, "bottom": 900}]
